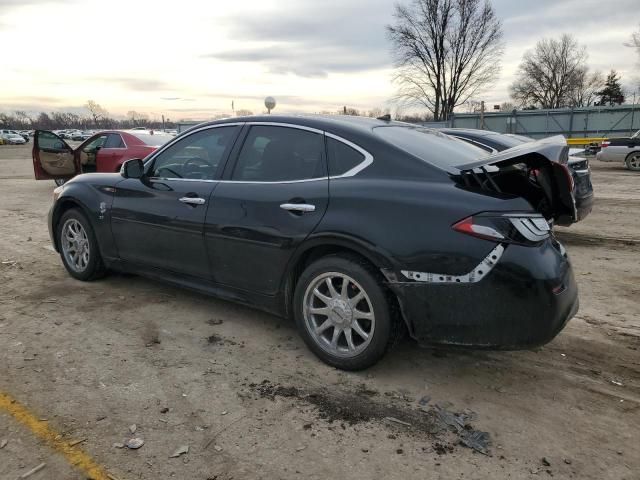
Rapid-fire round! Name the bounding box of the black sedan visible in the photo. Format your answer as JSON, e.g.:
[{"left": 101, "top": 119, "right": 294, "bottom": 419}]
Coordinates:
[
  {"left": 37, "top": 116, "right": 579, "bottom": 370},
  {"left": 439, "top": 128, "right": 594, "bottom": 222}
]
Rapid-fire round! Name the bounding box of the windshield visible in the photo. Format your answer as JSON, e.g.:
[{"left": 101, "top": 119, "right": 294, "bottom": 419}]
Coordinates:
[
  {"left": 133, "top": 133, "right": 174, "bottom": 147},
  {"left": 374, "top": 126, "right": 487, "bottom": 170}
]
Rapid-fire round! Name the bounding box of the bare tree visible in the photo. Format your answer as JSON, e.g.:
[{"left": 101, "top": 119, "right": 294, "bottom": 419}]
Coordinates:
[
  {"left": 625, "top": 24, "right": 640, "bottom": 59},
  {"left": 510, "top": 35, "right": 590, "bottom": 109},
  {"left": 387, "top": 0, "right": 503, "bottom": 121},
  {"left": 567, "top": 69, "right": 605, "bottom": 107},
  {"left": 85, "top": 100, "right": 108, "bottom": 126}
]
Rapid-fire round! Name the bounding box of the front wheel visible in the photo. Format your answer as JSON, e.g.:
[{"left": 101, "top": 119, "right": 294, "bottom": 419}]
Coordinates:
[
  {"left": 56, "top": 209, "right": 106, "bottom": 281},
  {"left": 293, "top": 254, "right": 398, "bottom": 370},
  {"left": 625, "top": 152, "right": 640, "bottom": 171}
]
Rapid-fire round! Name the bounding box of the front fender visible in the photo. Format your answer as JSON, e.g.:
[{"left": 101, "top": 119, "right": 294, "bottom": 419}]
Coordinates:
[{"left": 51, "top": 177, "right": 118, "bottom": 260}]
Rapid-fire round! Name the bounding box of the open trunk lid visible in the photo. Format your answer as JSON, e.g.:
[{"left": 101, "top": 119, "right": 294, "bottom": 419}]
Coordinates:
[{"left": 454, "top": 135, "right": 578, "bottom": 226}]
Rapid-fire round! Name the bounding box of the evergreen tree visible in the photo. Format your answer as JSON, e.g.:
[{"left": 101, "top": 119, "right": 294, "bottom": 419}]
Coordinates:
[{"left": 597, "top": 71, "right": 625, "bottom": 106}]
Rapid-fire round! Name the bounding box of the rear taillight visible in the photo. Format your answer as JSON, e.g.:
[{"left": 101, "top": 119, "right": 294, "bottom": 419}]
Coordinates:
[
  {"left": 601, "top": 140, "right": 610, "bottom": 148},
  {"left": 453, "top": 213, "right": 551, "bottom": 245}
]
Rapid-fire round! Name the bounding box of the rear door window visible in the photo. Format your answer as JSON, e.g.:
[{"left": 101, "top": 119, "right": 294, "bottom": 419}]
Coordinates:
[
  {"left": 232, "top": 126, "right": 325, "bottom": 181},
  {"left": 104, "top": 133, "right": 125, "bottom": 148}
]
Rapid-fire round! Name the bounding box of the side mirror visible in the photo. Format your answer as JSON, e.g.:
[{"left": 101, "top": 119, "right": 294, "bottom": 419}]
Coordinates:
[{"left": 121, "top": 158, "right": 145, "bottom": 179}]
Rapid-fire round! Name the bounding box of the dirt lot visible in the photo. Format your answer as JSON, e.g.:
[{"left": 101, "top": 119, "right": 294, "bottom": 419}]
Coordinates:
[{"left": 0, "top": 143, "right": 638, "bottom": 480}]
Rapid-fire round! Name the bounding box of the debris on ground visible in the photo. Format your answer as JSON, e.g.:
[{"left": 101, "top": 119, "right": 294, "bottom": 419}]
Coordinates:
[
  {"left": 542, "top": 457, "right": 551, "bottom": 466},
  {"left": 112, "top": 442, "right": 125, "bottom": 449},
  {"left": 207, "top": 318, "right": 224, "bottom": 325},
  {"left": 129, "top": 424, "right": 137, "bottom": 434},
  {"left": 18, "top": 463, "right": 46, "bottom": 479},
  {"left": 160, "top": 407, "right": 169, "bottom": 414},
  {"left": 611, "top": 379, "right": 624, "bottom": 386},
  {"left": 295, "top": 445, "right": 307, "bottom": 452},
  {"left": 214, "top": 445, "right": 223, "bottom": 452},
  {"left": 384, "top": 416, "right": 411, "bottom": 427},
  {"left": 170, "top": 445, "right": 189, "bottom": 458},
  {"left": 125, "top": 438, "right": 144, "bottom": 449},
  {"left": 68, "top": 438, "right": 86, "bottom": 447},
  {"left": 418, "top": 395, "right": 431, "bottom": 406},
  {"left": 0, "top": 439, "right": 7, "bottom": 449},
  {"left": 434, "top": 405, "right": 491, "bottom": 455}
]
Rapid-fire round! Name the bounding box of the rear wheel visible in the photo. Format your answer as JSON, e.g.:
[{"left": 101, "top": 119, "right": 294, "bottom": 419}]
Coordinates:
[
  {"left": 57, "top": 209, "right": 106, "bottom": 281},
  {"left": 294, "top": 254, "right": 397, "bottom": 370},
  {"left": 625, "top": 152, "right": 640, "bottom": 171}
]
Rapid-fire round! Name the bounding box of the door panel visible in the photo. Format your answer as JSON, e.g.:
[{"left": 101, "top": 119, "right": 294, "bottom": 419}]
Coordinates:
[
  {"left": 32, "top": 130, "right": 79, "bottom": 180},
  {"left": 205, "top": 125, "right": 329, "bottom": 295},
  {"left": 111, "top": 178, "right": 216, "bottom": 278},
  {"left": 110, "top": 125, "right": 241, "bottom": 279}
]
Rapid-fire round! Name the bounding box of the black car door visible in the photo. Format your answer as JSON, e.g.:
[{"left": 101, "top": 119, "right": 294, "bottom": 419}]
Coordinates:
[
  {"left": 110, "top": 125, "right": 241, "bottom": 279},
  {"left": 205, "top": 124, "right": 329, "bottom": 295}
]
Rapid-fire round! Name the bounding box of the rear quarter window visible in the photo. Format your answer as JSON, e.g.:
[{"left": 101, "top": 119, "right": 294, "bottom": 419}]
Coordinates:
[{"left": 326, "top": 137, "right": 365, "bottom": 176}]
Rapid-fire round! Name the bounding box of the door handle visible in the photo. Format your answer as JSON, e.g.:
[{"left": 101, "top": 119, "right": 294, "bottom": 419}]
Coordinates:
[
  {"left": 179, "top": 197, "right": 206, "bottom": 205},
  {"left": 280, "top": 203, "right": 315, "bottom": 213}
]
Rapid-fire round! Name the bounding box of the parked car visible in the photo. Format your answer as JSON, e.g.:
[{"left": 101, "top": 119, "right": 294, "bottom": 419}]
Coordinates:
[
  {"left": 35, "top": 116, "right": 580, "bottom": 370},
  {"left": 32, "top": 129, "right": 174, "bottom": 186},
  {"left": 439, "top": 128, "right": 594, "bottom": 222},
  {"left": 1, "top": 129, "right": 29, "bottom": 142},
  {"left": 596, "top": 129, "right": 640, "bottom": 171},
  {"left": 1, "top": 132, "right": 27, "bottom": 144},
  {"left": 71, "top": 131, "right": 92, "bottom": 141}
]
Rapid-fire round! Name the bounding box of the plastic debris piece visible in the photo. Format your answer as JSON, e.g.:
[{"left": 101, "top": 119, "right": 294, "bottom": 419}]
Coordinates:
[
  {"left": 170, "top": 445, "right": 189, "bottom": 458},
  {"left": 460, "top": 430, "right": 491, "bottom": 455}
]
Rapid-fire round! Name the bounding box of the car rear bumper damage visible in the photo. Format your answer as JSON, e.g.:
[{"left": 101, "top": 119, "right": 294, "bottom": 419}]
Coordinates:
[{"left": 386, "top": 238, "right": 578, "bottom": 348}]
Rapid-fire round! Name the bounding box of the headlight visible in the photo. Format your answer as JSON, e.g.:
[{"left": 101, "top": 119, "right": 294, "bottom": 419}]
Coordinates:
[{"left": 53, "top": 185, "right": 64, "bottom": 202}]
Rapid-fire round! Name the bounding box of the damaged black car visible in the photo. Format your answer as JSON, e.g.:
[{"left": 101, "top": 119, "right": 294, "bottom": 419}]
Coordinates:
[{"left": 41, "top": 115, "right": 579, "bottom": 370}]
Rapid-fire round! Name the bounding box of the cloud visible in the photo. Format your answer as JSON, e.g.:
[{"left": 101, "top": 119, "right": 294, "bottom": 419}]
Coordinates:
[
  {"left": 204, "top": 0, "right": 394, "bottom": 77},
  {"left": 108, "top": 77, "right": 171, "bottom": 91}
]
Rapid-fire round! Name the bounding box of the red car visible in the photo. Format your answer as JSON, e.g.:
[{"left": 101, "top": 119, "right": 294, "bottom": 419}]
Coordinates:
[{"left": 32, "top": 129, "right": 174, "bottom": 185}]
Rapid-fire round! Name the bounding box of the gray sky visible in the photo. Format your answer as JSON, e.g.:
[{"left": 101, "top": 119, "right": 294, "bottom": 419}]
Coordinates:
[{"left": 0, "top": 0, "right": 638, "bottom": 119}]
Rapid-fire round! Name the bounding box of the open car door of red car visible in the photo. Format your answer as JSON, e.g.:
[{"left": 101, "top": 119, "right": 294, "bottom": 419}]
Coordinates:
[{"left": 32, "top": 130, "right": 80, "bottom": 181}]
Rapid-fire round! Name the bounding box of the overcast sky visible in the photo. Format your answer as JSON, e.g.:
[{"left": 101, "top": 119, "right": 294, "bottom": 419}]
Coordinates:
[{"left": 0, "top": 0, "right": 638, "bottom": 120}]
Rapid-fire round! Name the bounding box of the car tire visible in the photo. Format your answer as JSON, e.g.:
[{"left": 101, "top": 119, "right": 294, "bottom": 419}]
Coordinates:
[
  {"left": 54, "top": 178, "right": 67, "bottom": 186},
  {"left": 624, "top": 152, "right": 640, "bottom": 171},
  {"left": 56, "top": 208, "right": 106, "bottom": 281},
  {"left": 293, "top": 254, "right": 399, "bottom": 370}
]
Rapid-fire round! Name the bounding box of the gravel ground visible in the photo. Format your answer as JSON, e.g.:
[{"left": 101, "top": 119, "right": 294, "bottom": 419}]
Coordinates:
[{"left": 0, "top": 143, "right": 638, "bottom": 480}]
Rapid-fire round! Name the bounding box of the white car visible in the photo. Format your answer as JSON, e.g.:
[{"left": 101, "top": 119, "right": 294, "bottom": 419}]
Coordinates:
[
  {"left": 1, "top": 133, "right": 27, "bottom": 144},
  {"left": 596, "top": 129, "right": 640, "bottom": 171}
]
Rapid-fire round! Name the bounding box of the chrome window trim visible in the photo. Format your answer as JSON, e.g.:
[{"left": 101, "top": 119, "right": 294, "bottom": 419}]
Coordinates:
[
  {"left": 144, "top": 121, "right": 374, "bottom": 183},
  {"left": 325, "top": 132, "right": 374, "bottom": 179}
]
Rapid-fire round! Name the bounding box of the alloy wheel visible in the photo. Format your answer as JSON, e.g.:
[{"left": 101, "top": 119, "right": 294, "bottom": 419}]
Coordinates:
[
  {"left": 61, "top": 218, "right": 90, "bottom": 273},
  {"left": 303, "top": 272, "right": 375, "bottom": 358},
  {"left": 627, "top": 154, "right": 640, "bottom": 171}
]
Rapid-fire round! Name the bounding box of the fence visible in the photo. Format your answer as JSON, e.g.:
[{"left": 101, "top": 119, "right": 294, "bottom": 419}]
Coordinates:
[{"left": 442, "top": 104, "right": 639, "bottom": 139}]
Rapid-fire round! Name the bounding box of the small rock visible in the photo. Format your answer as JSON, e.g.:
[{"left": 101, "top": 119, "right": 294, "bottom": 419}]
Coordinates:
[
  {"left": 221, "top": 411, "right": 228, "bottom": 416},
  {"left": 207, "top": 318, "right": 224, "bottom": 325},
  {"left": 0, "top": 439, "right": 7, "bottom": 449},
  {"left": 418, "top": 395, "right": 431, "bottom": 406},
  {"left": 213, "top": 445, "right": 223, "bottom": 452},
  {"left": 396, "top": 448, "right": 404, "bottom": 454},
  {"left": 563, "top": 458, "right": 572, "bottom": 465},
  {"left": 160, "top": 408, "right": 169, "bottom": 414},
  {"left": 129, "top": 424, "right": 137, "bottom": 434},
  {"left": 295, "top": 445, "right": 307, "bottom": 452},
  {"left": 112, "top": 442, "right": 125, "bottom": 449},
  {"left": 126, "top": 438, "right": 144, "bottom": 449},
  {"left": 169, "top": 445, "right": 189, "bottom": 458},
  {"left": 542, "top": 457, "right": 551, "bottom": 466},
  {"left": 303, "top": 423, "right": 312, "bottom": 430},
  {"left": 361, "top": 448, "right": 369, "bottom": 453}
]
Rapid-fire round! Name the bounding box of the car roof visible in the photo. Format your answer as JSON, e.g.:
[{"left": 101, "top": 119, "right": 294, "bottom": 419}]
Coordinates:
[
  {"left": 192, "top": 114, "right": 408, "bottom": 137},
  {"left": 438, "top": 128, "right": 508, "bottom": 138}
]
